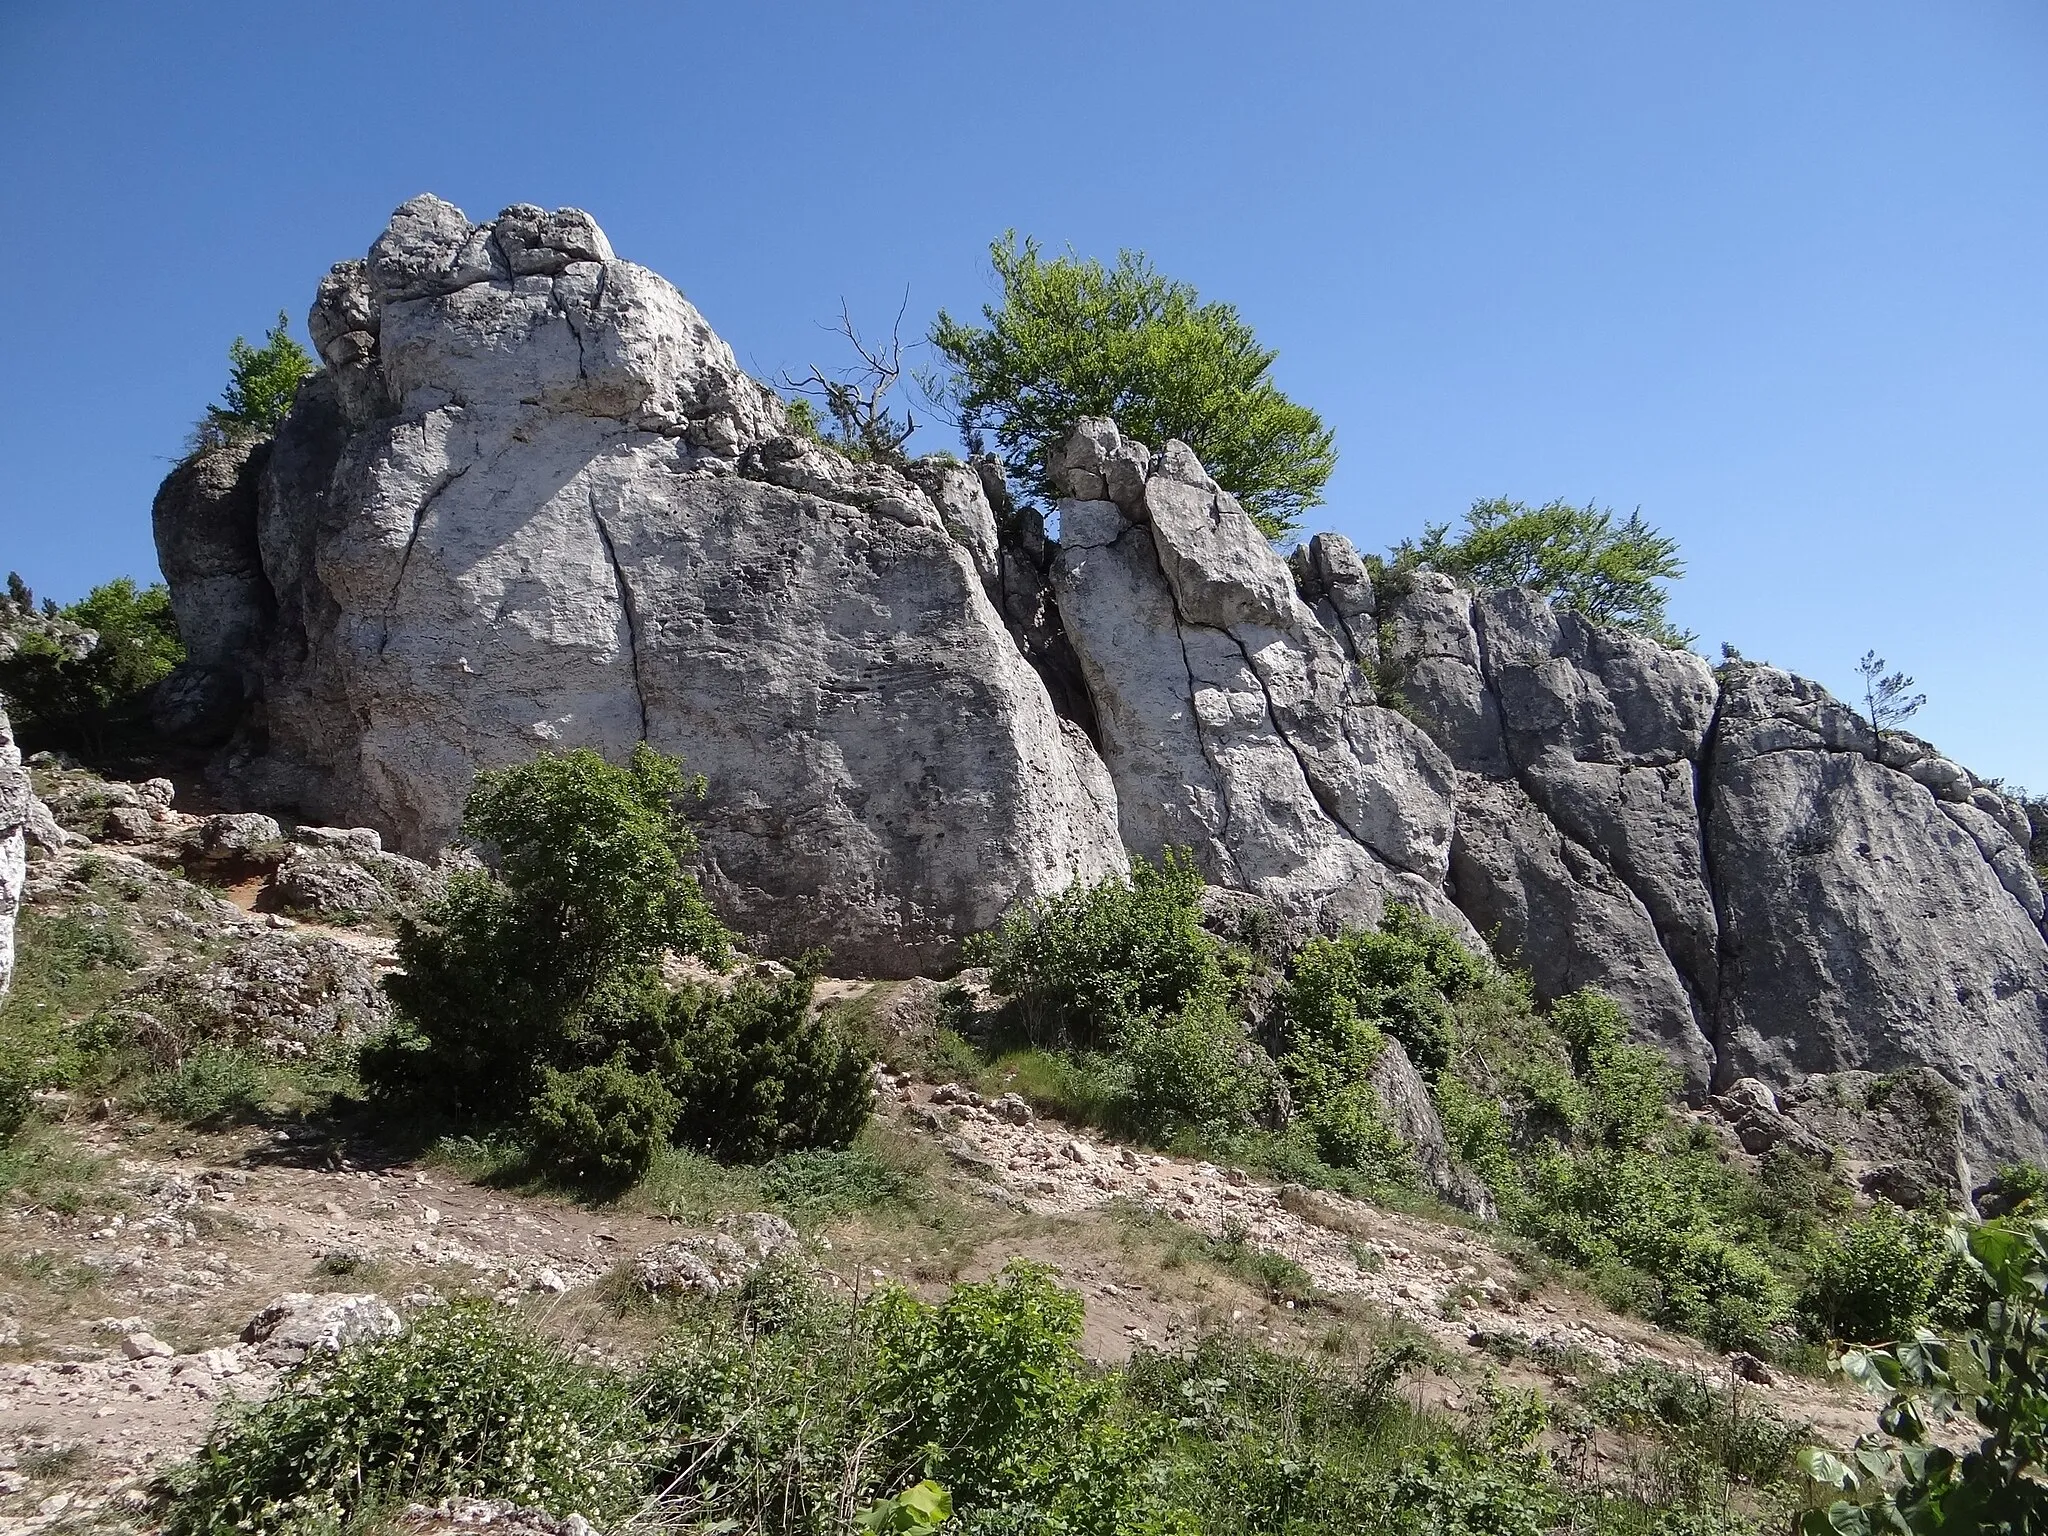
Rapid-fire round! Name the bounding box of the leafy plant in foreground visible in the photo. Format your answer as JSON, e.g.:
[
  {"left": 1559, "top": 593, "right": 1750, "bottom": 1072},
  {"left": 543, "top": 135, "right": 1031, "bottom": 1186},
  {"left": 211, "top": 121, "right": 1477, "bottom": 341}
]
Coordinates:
[
  {"left": 1798, "top": 1216, "right": 2048, "bottom": 1533},
  {"left": 164, "top": 1302, "right": 645, "bottom": 1536}
]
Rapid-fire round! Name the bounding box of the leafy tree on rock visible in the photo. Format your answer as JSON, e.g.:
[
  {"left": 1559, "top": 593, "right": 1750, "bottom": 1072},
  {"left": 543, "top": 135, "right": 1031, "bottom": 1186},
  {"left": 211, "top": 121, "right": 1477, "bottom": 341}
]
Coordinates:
[
  {"left": 928, "top": 235, "right": 1335, "bottom": 539},
  {"left": 195, "top": 311, "right": 315, "bottom": 448},
  {"left": 1399, "top": 497, "right": 1691, "bottom": 646},
  {"left": 0, "top": 577, "right": 184, "bottom": 756}
]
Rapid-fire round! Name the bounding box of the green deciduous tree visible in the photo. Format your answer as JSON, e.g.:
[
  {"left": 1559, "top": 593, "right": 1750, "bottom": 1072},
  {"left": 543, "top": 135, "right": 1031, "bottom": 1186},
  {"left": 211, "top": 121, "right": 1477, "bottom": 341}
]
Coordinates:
[
  {"left": 1399, "top": 497, "right": 1691, "bottom": 646},
  {"left": 380, "top": 745, "right": 731, "bottom": 1111},
  {"left": 0, "top": 577, "right": 184, "bottom": 756},
  {"left": 196, "top": 311, "right": 315, "bottom": 447},
  {"left": 928, "top": 235, "right": 1335, "bottom": 539}
]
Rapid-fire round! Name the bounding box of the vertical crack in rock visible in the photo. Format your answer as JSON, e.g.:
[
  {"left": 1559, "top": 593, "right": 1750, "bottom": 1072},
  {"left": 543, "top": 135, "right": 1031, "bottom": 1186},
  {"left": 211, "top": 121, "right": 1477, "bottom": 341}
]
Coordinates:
[
  {"left": 378, "top": 450, "right": 471, "bottom": 656},
  {"left": 1222, "top": 621, "right": 1375, "bottom": 854},
  {"left": 1692, "top": 683, "right": 1733, "bottom": 1089},
  {"left": 1129, "top": 524, "right": 1241, "bottom": 879},
  {"left": 1469, "top": 600, "right": 1719, "bottom": 1049},
  {"left": 589, "top": 489, "right": 651, "bottom": 742}
]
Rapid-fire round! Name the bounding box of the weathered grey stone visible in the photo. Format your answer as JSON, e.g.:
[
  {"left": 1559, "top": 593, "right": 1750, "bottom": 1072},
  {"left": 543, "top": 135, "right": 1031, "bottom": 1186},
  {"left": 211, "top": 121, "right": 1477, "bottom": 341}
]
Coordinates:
[
  {"left": 1448, "top": 773, "right": 1711, "bottom": 1086},
  {"left": 1368, "top": 1036, "right": 1494, "bottom": 1217},
  {"left": 1293, "top": 532, "right": 1378, "bottom": 667},
  {"left": 1773, "top": 1068, "right": 1972, "bottom": 1210},
  {"left": 1940, "top": 801, "right": 2047, "bottom": 923},
  {"left": 243, "top": 1292, "right": 402, "bottom": 1358},
  {"left": 272, "top": 847, "right": 388, "bottom": 918},
  {"left": 181, "top": 196, "right": 1125, "bottom": 978},
  {"left": 151, "top": 439, "right": 271, "bottom": 675},
  {"left": 0, "top": 709, "right": 27, "bottom": 999},
  {"left": 1473, "top": 588, "right": 1721, "bottom": 1011},
  {"left": 131, "top": 931, "right": 393, "bottom": 1055},
  {"left": 1047, "top": 420, "right": 1464, "bottom": 939},
  {"left": 1710, "top": 666, "right": 2048, "bottom": 1167}
]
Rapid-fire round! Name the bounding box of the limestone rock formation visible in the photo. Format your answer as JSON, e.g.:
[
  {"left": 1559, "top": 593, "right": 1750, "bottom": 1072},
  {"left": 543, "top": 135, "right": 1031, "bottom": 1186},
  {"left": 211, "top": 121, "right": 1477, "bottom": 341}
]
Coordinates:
[
  {"left": 159, "top": 195, "right": 1125, "bottom": 975},
  {"left": 1039, "top": 419, "right": 1467, "bottom": 937},
  {"left": 1709, "top": 667, "right": 2048, "bottom": 1166},
  {"left": 151, "top": 192, "right": 2048, "bottom": 1170},
  {"left": 0, "top": 708, "right": 27, "bottom": 999},
  {"left": 1381, "top": 576, "right": 2048, "bottom": 1165}
]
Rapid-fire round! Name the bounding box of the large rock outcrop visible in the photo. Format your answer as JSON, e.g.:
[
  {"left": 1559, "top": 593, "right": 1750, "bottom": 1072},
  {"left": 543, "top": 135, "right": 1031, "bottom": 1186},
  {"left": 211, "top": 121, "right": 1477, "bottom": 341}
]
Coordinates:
[
  {"left": 1380, "top": 574, "right": 2048, "bottom": 1163},
  {"left": 1038, "top": 419, "right": 1468, "bottom": 937},
  {"left": 154, "top": 192, "right": 2048, "bottom": 1169},
  {"left": 158, "top": 195, "right": 1125, "bottom": 975}
]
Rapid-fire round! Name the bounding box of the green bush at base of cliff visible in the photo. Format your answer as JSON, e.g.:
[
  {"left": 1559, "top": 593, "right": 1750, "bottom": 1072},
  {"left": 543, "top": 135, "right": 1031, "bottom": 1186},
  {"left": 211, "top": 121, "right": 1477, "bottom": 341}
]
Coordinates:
[{"left": 369, "top": 745, "right": 870, "bottom": 1192}]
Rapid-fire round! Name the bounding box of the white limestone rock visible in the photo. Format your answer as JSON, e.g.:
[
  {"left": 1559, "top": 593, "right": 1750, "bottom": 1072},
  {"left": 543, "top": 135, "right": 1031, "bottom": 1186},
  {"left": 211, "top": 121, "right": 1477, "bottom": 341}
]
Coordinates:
[
  {"left": 1046, "top": 419, "right": 1463, "bottom": 938},
  {"left": 162, "top": 196, "right": 1126, "bottom": 976}
]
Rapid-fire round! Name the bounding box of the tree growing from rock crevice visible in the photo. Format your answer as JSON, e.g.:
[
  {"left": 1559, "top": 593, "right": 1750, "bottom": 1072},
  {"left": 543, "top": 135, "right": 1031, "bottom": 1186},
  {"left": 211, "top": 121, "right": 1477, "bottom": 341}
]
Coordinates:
[
  {"left": 928, "top": 235, "right": 1334, "bottom": 540},
  {"left": 1395, "top": 498, "right": 1692, "bottom": 646},
  {"left": 192, "top": 311, "right": 314, "bottom": 450},
  {"left": 1856, "top": 650, "right": 1927, "bottom": 755}
]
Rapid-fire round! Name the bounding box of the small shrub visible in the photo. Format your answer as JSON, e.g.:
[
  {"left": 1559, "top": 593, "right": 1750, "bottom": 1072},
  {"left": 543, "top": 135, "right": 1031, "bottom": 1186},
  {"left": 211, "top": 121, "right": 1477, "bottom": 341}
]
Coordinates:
[
  {"left": 669, "top": 967, "right": 873, "bottom": 1163},
  {"left": 759, "top": 1142, "right": 921, "bottom": 1221},
  {"left": 165, "top": 1302, "right": 645, "bottom": 1536},
  {"left": 1120, "top": 991, "right": 1279, "bottom": 1142},
  {"left": 1281, "top": 905, "right": 1489, "bottom": 1085},
  {"left": 527, "top": 1059, "right": 680, "bottom": 1192},
  {"left": 139, "top": 1045, "right": 264, "bottom": 1125},
  {"left": 966, "top": 848, "right": 1220, "bottom": 1049},
  {"left": 379, "top": 744, "right": 730, "bottom": 1115},
  {"left": 1797, "top": 1207, "right": 1943, "bottom": 1344}
]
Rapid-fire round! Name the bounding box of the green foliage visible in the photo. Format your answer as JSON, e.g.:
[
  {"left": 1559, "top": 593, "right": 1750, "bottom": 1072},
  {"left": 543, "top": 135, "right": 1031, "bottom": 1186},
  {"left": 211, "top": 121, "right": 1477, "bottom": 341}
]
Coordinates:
[
  {"left": 1798, "top": 1208, "right": 1945, "bottom": 1345},
  {"left": 667, "top": 964, "right": 873, "bottom": 1163},
  {"left": 967, "top": 848, "right": 1220, "bottom": 1050},
  {"left": 869, "top": 1264, "right": 1167, "bottom": 1535},
  {"left": 378, "top": 744, "right": 729, "bottom": 1114},
  {"left": 0, "top": 577, "right": 184, "bottom": 755},
  {"left": 1798, "top": 1217, "right": 2048, "bottom": 1534},
  {"left": 197, "top": 311, "right": 315, "bottom": 445},
  {"left": 1281, "top": 904, "right": 1490, "bottom": 1086},
  {"left": 374, "top": 747, "right": 866, "bottom": 1191},
  {"left": 162, "top": 1261, "right": 1795, "bottom": 1536},
  {"left": 1433, "top": 979, "right": 1817, "bottom": 1353},
  {"left": 139, "top": 1044, "right": 265, "bottom": 1126},
  {"left": 1588, "top": 1363, "right": 1803, "bottom": 1487},
  {"left": 165, "top": 1302, "right": 645, "bottom": 1536},
  {"left": 1271, "top": 905, "right": 1500, "bottom": 1179},
  {"left": 929, "top": 234, "right": 1336, "bottom": 538},
  {"left": 1398, "top": 497, "right": 1691, "bottom": 646},
  {"left": 1119, "top": 990, "right": 1280, "bottom": 1142},
  {"left": 856, "top": 1479, "right": 954, "bottom": 1532},
  {"left": 527, "top": 1059, "right": 680, "bottom": 1192},
  {"left": 757, "top": 1142, "right": 921, "bottom": 1221}
]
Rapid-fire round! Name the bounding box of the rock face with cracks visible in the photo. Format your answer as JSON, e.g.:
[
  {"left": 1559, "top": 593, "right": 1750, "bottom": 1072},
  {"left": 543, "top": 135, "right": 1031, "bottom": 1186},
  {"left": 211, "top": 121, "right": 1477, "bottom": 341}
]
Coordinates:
[
  {"left": 1379, "top": 576, "right": 2048, "bottom": 1168},
  {"left": 1039, "top": 418, "right": 1467, "bottom": 939},
  {"left": 157, "top": 195, "right": 1125, "bottom": 977},
  {"left": 0, "top": 708, "right": 28, "bottom": 1000},
  {"left": 154, "top": 193, "right": 2048, "bottom": 1170}
]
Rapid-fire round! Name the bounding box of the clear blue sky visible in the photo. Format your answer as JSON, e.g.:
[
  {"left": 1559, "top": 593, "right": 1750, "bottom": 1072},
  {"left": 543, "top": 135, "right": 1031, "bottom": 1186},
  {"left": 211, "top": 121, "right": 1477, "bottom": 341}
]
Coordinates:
[{"left": 2, "top": 2, "right": 2043, "bottom": 785}]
